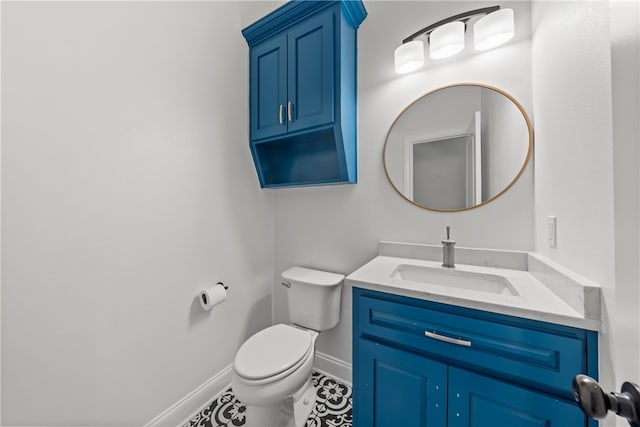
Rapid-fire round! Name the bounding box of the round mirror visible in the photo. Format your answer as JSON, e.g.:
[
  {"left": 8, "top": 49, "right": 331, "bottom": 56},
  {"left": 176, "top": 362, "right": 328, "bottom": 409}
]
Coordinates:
[{"left": 383, "top": 83, "right": 533, "bottom": 212}]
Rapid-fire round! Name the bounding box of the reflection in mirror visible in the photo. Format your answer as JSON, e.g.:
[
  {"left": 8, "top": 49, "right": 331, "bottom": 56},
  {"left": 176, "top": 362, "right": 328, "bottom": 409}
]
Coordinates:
[{"left": 384, "top": 83, "right": 533, "bottom": 212}]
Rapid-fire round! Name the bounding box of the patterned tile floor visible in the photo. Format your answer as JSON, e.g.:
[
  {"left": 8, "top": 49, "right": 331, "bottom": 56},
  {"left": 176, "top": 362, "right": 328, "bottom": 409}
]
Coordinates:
[{"left": 184, "top": 372, "right": 352, "bottom": 427}]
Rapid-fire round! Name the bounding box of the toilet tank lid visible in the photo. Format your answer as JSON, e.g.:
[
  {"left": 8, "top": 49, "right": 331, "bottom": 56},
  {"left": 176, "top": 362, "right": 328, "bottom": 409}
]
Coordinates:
[{"left": 282, "top": 267, "right": 345, "bottom": 287}]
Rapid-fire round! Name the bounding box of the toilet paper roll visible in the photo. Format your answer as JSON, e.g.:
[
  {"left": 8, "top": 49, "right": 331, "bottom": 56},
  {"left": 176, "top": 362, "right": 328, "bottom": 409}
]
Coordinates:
[{"left": 200, "top": 284, "right": 227, "bottom": 310}]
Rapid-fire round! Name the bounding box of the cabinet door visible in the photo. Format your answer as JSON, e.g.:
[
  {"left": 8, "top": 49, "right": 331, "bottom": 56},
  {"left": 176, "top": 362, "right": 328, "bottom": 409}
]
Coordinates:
[
  {"left": 356, "top": 339, "right": 447, "bottom": 427},
  {"left": 286, "top": 10, "right": 335, "bottom": 133},
  {"left": 250, "top": 34, "right": 288, "bottom": 140},
  {"left": 448, "top": 367, "right": 585, "bottom": 427}
]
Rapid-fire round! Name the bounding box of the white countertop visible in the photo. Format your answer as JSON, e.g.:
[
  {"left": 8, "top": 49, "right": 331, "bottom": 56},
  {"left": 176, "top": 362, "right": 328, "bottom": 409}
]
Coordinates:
[{"left": 346, "top": 254, "right": 601, "bottom": 331}]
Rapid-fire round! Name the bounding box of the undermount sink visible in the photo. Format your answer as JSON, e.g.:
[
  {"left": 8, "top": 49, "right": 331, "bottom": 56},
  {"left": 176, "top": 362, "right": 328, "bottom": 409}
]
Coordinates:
[{"left": 391, "top": 264, "right": 519, "bottom": 296}]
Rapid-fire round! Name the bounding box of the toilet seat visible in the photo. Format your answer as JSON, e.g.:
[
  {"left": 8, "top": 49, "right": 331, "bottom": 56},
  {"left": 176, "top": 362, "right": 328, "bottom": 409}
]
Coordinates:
[{"left": 234, "top": 324, "right": 313, "bottom": 383}]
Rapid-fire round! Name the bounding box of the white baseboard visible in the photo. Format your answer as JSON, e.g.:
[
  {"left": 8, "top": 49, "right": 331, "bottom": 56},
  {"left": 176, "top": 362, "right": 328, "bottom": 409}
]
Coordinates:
[
  {"left": 145, "top": 365, "right": 232, "bottom": 427},
  {"left": 146, "top": 354, "right": 352, "bottom": 427},
  {"left": 313, "top": 352, "right": 352, "bottom": 386}
]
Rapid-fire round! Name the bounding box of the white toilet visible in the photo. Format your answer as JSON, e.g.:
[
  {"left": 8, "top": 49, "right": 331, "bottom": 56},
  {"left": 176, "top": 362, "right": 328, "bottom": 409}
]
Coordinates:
[{"left": 232, "top": 266, "right": 344, "bottom": 427}]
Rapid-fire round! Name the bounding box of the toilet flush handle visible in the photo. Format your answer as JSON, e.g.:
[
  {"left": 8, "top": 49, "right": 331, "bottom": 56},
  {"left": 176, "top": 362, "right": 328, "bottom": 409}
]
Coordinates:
[{"left": 281, "top": 281, "right": 291, "bottom": 288}]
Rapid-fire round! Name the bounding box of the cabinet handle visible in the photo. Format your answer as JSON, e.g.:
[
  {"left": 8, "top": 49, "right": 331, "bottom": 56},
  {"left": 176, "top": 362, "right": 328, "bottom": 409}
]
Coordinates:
[
  {"left": 287, "top": 101, "right": 293, "bottom": 122},
  {"left": 424, "top": 330, "right": 471, "bottom": 347},
  {"left": 279, "top": 104, "right": 285, "bottom": 125}
]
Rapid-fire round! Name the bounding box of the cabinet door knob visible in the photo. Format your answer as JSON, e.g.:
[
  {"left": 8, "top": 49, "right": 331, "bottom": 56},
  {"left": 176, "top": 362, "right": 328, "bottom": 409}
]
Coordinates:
[
  {"left": 425, "top": 330, "right": 472, "bottom": 347},
  {"left": 287, "top": 101, "right": 294, "bottom": 122},
  {"left": 279, "top": 104, "right": 285, "bottom": 125}
]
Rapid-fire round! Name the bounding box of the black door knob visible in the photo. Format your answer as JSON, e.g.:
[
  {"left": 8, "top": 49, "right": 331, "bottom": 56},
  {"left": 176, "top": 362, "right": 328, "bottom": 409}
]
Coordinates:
[
  {"left": 573, "top": 374, "right": 640, "bottom": 427},
  {"left": 572, "top": 374, "right": 610, "bottom": 418}
]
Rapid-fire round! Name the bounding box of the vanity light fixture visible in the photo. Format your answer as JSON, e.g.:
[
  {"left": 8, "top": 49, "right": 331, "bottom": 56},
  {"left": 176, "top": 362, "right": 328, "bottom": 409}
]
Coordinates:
[{"left": 393, "top": 6, "right": 515, "bottom": 74}]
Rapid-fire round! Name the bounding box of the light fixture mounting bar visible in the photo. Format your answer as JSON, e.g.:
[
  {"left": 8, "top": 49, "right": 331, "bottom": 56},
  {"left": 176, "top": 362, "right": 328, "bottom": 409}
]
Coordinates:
[{"left": 401, "top": 6, "right": 500, "bottom": 44}]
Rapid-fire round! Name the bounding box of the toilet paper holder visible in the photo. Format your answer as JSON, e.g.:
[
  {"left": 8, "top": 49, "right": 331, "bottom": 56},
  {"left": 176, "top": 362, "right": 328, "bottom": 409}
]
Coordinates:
[{"left": 200, "top": 282, "right": 228, "bottom": 308}]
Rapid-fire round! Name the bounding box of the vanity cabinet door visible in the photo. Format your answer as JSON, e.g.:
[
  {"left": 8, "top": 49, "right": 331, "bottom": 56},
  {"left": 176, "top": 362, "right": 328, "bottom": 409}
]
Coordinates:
[
  {"left": 356, "top": 339, "right": 447, "bottom": 427},
  {"left": 250, "top": 34, "right": 288, "bottom": 141},
  {"left": 286, "top": 10, "right": 335, "bottom": 133},
  {"left": 448, "top": 367, "right": 585, "bottom": 427}
]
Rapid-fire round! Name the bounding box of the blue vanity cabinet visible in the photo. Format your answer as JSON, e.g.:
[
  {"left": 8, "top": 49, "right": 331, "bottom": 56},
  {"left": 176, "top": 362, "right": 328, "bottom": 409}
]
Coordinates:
[
  {"left": 357, "top": 339, "right": 447, "bottom": 427},
  {"left": 448, "top": 368, "right": 585, "bottom": 427},
  {"left": 352, "top": 288, "right": 599, "bottom": 427},
  {"left": 242, "top": 1, "right": 366, "bottom": 188}
]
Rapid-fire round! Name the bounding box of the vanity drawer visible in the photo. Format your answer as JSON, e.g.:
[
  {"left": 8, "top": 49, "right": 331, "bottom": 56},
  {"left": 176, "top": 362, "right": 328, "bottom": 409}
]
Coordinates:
[{"left": 355, "top": 291, "right": 592, "bottom": 398}]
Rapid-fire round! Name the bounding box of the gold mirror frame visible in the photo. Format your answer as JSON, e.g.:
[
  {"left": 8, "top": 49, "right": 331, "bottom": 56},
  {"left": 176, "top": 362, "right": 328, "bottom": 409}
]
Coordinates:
[{"left": 383, "top": 82, "right": 534, "bottom": 213}]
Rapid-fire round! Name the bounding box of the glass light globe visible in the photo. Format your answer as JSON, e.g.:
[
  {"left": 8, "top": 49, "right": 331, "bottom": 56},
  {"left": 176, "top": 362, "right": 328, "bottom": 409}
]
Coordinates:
[
  {"left": 429, "top": 21, "right": 465, "bottom": 59},
  {"left": 474, "top": 8, "right": 515, "bottom": 51},
  {"left": 394, "top": 40, "right": 425, "bottom": 74}
]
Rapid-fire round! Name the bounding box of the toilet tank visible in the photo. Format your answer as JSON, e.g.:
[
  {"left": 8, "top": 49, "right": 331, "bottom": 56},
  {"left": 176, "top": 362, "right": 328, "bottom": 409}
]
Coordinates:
[{"left": 281, "top": 267, "right": 344, "bottom": 331}]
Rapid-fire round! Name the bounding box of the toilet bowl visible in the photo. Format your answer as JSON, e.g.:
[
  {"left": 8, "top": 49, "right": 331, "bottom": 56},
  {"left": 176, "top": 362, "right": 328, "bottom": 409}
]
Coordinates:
[
  {"left": 232, "top": 324, "right": 318, "bottom": 427},
  {"left": 231, "top": 267, "right": 344, "bottom": 427}
]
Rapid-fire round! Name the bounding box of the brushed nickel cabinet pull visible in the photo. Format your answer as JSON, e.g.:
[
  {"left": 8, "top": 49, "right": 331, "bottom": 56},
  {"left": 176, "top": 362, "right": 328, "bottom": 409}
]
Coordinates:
[
  {"left": 425, "top": 330, "right": 471, "bottom": 347},
  {"left": 279, "top": 104, "right": 284, "bottom": 124},
  {"left": 287, "top": 101, "right": 293, "bottom": 122}
]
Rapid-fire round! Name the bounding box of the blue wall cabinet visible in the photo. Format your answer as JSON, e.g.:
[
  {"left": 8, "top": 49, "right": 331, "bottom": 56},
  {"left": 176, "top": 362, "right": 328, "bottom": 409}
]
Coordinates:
[
  {"left": 352, "top": 288, "right": 599, "bottom": 427},
  {"left": 242, "top": 1, "right": 366, "bottom": 188},
  {"left": 285, "top": 11, "right": 334, "bottom": 134},
  {"left": 250, "top": 34, "right": 287, "bottom": 141}
]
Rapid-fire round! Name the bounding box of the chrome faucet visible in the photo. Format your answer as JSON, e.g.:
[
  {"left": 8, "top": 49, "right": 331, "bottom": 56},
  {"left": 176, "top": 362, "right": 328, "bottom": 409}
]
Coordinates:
[{"left": 442, "top": 226, "right": 456, "bottom": 268}]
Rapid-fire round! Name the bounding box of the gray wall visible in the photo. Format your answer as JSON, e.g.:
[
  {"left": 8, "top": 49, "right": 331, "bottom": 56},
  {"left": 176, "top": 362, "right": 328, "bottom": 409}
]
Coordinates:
[
  {"left": 2, "top": 2, "right": 276, "bottom": 425},
  {"left": 532, "top": 3, "right": 640, "bottom": 423},
  {"left": 609, "top": 0, "right": 640, "bottom": 405}
]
